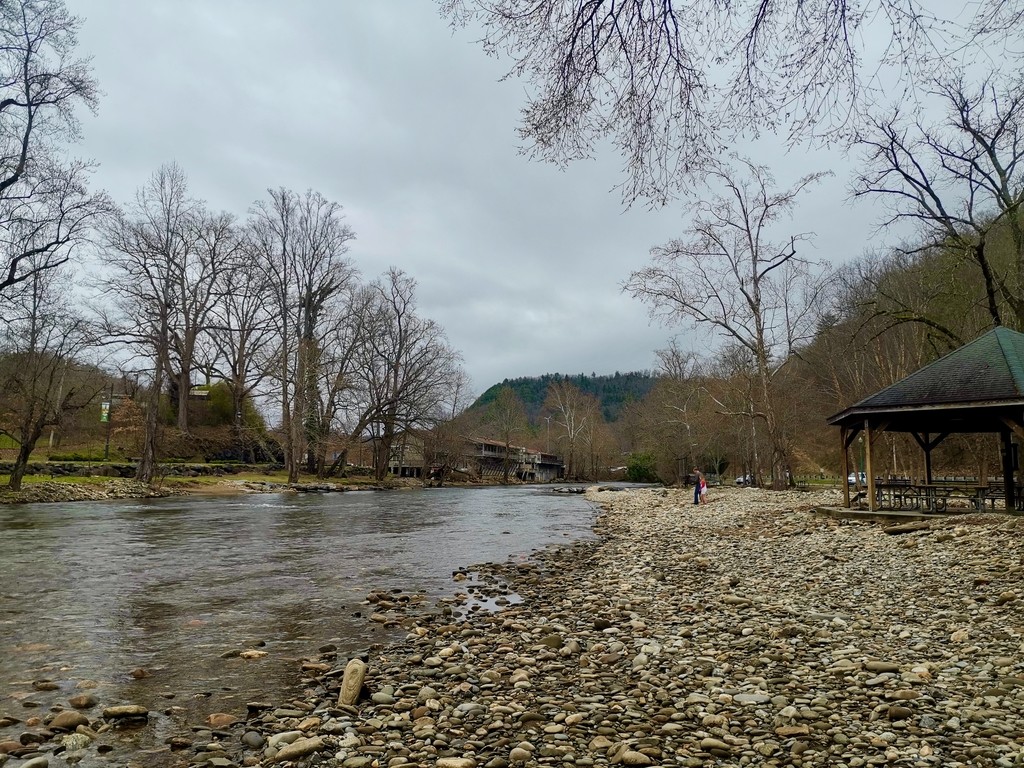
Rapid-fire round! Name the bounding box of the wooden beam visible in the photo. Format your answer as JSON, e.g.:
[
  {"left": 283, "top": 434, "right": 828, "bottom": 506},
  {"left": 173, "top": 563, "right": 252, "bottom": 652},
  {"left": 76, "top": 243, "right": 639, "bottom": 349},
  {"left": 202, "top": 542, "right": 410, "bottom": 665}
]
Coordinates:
[
  {"left": 843, "top": 426, "right": 862, "bottom": 450},
  {"left": 1000, "top": 416, "right": 1024, "bottom": 443},
  {"left": 1002, "top": 430, "right": 1016, "bottom": 512},
  {"left": 840, "top": 426, "right": 850, "bottom": 508},
  {"left": 923, "top": 431, "right": 933, "bottom": 485},
  {"left": 865, "top": 419, "right": 877, "bottom": 512}
]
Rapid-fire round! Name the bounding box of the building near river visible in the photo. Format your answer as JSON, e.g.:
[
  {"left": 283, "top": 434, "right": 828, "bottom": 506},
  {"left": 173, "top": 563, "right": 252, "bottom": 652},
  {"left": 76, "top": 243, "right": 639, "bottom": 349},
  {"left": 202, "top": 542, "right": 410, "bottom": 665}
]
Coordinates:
[{"left": 377, "top": 432, "right": 564, "bottom": 482}]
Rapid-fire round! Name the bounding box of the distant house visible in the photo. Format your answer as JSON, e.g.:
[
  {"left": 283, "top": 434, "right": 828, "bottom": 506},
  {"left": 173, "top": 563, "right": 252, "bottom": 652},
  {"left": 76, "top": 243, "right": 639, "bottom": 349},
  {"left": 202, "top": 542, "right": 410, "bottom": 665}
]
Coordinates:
[{"left": 371, "top": 431, "right": 564, "bottom": 482}]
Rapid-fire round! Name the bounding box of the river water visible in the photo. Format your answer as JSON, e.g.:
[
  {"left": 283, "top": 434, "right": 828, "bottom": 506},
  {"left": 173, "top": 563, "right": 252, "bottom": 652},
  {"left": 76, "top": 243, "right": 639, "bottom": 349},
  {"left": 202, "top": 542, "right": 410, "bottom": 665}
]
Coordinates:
[{"left": 0, "top": 485, "right": 597, "bottom": 764}]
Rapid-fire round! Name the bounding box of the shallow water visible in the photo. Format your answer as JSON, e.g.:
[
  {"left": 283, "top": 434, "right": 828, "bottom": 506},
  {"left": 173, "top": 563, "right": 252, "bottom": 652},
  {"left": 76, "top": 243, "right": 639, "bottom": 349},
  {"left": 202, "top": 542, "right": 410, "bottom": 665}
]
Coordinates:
[{"left": 0, "top": 485, "right": 596, "bottom": 764}]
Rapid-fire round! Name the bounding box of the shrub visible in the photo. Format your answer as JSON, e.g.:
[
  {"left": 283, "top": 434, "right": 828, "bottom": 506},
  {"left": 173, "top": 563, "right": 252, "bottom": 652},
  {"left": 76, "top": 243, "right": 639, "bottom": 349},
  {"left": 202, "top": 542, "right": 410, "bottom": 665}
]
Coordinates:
[{"left": 625, "top": 452, "right": 660, "bottom": 483}]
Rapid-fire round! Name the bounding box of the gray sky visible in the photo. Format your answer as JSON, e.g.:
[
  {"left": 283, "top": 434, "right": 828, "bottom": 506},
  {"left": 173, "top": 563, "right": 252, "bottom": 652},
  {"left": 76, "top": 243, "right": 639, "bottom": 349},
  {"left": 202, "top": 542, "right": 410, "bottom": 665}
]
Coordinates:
[{"left": 73, "top": 1, "right": 881, "bottom": 395}]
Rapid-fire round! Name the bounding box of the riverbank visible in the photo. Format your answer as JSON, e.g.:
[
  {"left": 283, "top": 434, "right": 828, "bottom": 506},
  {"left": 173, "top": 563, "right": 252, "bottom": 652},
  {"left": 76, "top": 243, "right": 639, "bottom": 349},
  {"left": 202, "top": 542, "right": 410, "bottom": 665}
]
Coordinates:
[
  {"left": 4, "top": 485, "right": 1023, "bottom": 767},
  {"left": 241, "top": 485, "right": 1024, "bottom": 767},
  {"left": 0, "top": 475, "right": 465, "bottom": 504}
]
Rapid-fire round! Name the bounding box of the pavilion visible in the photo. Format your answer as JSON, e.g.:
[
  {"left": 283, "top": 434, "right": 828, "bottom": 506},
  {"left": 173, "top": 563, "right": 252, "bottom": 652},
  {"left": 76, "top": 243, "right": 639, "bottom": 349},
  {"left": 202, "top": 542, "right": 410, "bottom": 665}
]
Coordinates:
[{"left": 827, "top": 327, "right": 1024, "bottom": 512}]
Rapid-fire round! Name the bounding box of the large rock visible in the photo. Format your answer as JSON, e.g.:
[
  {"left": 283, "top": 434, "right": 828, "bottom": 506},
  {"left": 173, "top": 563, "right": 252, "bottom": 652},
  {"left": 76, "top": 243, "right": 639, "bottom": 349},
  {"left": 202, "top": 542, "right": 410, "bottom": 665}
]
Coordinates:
[
  {"left": 205, "top": 712, "right": 238, "bottom": 728},
  {"left": 101, "top": 705, "right": 148, "bottom": 720},
  {"left": 49, "top": 711, "right": 89, "bottom": 731},
  {"left": 272, "top": 736, "right": 324, "bottom": 763},
  {"left": 67, "top": 694, "right": 97, "bottom": 709},
  {"left": 338, "top": 659, "right": 367, "bottom": 706}
]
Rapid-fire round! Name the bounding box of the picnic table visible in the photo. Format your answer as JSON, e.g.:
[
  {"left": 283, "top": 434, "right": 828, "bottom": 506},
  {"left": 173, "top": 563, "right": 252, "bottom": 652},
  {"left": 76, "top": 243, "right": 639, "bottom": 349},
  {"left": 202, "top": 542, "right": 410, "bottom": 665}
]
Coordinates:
[{"left": 872, "top": 480, "right": 1000, "bottom": 512}]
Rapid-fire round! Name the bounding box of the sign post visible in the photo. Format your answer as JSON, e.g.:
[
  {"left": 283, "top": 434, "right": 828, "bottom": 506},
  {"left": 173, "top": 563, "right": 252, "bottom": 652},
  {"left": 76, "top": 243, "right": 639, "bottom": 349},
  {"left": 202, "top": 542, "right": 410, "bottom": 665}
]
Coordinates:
[{"left": 102, "top": 385, "right": 113, "bottom": 461}]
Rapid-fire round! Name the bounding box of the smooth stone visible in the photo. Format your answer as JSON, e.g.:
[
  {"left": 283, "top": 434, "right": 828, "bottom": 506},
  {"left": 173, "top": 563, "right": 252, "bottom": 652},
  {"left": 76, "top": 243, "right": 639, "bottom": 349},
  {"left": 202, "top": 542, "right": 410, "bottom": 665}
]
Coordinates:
[
  {"left": 734, "top": 693, "right": 771, "bottom": 705},
  {"left": 101, "top": 705, "right": 148, "bottom": 719},
  {"left": 206, "top": 713, "right": 238, "bottom": 728},
  {"left": 620, "top": 751, "right": 654, "bottom": 765},
  {"left": 60, "top": 733, "right": 91, "bottom": 751},
  {"left": 700, "top": 738, "right": 732, "bottom": 751},
  {"left": 271, "top": 736, "right": 324, "bottom": 762},
  {"left": 49, "top": 711, "right": 89, "bottom": 731},
  {"left": 435, "top": 760, "right": 477, "bottom": 768},
  {"left": 267, "top": 731, "right": 303, "bottom": 748},
  {"left": 339, "top": 659, "right": 367, "bottom": 706},
  {"left": 67, "top": 695, "right": 97, "bottom": 710}
]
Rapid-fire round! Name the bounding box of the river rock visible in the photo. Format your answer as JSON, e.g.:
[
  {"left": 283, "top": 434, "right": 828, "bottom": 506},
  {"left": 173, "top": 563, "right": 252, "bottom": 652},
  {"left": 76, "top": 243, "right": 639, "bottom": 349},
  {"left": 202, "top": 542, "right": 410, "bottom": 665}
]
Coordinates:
[
  {"left": 206, "top": 713, "right": 238, "bottom": 728},
  {"left": 508, "top": 747, "right": 531, "bottom": 763},
  {"left": 101, "top": 705, "right": 148, "bottom": 720},
  {"left": 60, "top": 732, "right": 91, "bottom": 751},
  {"left": 48, "top": 711, "right": 89, "bottom": 730},
  {"left": 272, "top": 736, "right": 324, "bottom": 762},
  {"left": 338, "top": 659, "right": 367, "bottom": 706},
  {"left": 67, "top": 694, "right": 97, "bottom": 709}
]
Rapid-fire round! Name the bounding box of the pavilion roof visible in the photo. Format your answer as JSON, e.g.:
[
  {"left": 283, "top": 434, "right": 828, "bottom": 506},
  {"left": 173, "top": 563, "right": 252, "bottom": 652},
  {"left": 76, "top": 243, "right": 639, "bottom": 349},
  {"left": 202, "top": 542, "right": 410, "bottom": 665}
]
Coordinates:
[{"left": 827, "top": 327, "right": 1024, "bottom": 427}]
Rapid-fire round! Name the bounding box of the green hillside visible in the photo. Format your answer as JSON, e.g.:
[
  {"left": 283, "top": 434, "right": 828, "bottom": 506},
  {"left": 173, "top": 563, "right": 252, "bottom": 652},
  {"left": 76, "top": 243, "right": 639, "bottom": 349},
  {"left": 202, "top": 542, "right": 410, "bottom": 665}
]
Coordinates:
[{"left": 472, "top": 372, "right": 657, "bottom": 423}]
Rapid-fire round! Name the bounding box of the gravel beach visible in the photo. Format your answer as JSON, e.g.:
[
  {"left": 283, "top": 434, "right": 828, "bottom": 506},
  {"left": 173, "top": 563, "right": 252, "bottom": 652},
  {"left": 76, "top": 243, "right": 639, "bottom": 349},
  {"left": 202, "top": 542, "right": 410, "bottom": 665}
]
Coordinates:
[{"left": 5, "top": 485, "right": 1024, "bottom": 767}]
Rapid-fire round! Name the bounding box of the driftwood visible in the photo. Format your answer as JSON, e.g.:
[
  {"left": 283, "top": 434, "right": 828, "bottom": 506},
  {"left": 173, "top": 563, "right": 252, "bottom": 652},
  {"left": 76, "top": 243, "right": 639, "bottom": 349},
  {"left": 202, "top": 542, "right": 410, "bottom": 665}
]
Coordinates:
[{"left": 882, "top": 521, "right": 932, "bottom": 535}]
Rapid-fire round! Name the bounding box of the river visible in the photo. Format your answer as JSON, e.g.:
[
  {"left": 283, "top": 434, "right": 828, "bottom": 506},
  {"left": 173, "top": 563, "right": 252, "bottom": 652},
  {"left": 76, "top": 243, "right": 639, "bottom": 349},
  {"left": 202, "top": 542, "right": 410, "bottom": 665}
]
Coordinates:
[{"left": 0, "top": 485, "right": 597, "bottom": 765}]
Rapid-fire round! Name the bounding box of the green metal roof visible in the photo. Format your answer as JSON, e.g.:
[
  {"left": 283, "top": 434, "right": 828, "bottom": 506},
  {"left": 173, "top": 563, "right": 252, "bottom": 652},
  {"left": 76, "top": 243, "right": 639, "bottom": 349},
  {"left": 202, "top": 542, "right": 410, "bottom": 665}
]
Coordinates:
[{"left": 828, "top": 327, "right": 1024, "bottom": 425}]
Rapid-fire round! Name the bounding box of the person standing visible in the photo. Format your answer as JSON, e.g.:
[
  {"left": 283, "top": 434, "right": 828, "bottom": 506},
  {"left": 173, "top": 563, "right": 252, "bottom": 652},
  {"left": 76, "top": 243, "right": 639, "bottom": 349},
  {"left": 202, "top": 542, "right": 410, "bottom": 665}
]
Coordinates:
[{"left": 693, "top": 467, "right": 704, "bottom": 505}]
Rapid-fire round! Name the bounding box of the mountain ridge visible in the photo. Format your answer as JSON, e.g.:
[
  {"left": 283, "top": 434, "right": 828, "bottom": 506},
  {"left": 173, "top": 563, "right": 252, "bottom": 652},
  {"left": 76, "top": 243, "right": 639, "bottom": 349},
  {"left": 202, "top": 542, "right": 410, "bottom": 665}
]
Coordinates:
[{"left": 471, "top": 371, "right": 657, "bottom": 424}]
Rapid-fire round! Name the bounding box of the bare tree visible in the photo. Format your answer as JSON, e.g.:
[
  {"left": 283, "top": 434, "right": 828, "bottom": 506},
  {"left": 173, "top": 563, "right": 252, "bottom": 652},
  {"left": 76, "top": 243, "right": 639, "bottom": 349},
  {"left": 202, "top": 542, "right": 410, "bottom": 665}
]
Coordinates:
[
  {"left": 164, "top": 206, "right": 237, "bottom": 432},
  {"left": 358, "top": 269, "right": 465, "bottom": 481},
  {"left": 0, "top": 0, "right": 108, "bottom": 292},
  {"left": 855, "top": 75, "right": 1024, "bottom": 327},
  {"left": 101, "top": 165, "right": 199, "bottom": 482},
  {"left": 440, "top": 0, "right": 1020, "bottom": 201},
  {"left": 203, "top": 235, "right": 277, "bottom": 459},
  {"left": 249, "top": 187, "right": 356, "bottom": 483},
  {"left": 625, "top": 159, "right": 829, "bottom": 489},
  {"left": 485, "top": 386, "right": 529, "bottom": 483},
  {"left": 543, "top": 379, "right": 596, "bottom": 480},
  {"left": 0, "top": 265, "right": 102, "bottom": 489},
  {"left": 304, "top": 284, "right": 375, "bottom": 477}
]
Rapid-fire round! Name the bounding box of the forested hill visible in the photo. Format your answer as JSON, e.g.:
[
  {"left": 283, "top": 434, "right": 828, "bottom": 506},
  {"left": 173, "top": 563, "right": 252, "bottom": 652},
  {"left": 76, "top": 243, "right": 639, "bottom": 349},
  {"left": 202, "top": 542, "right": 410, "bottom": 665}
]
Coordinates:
[{"left": 472, "top": 372, "right": 657, "bottom": 423}]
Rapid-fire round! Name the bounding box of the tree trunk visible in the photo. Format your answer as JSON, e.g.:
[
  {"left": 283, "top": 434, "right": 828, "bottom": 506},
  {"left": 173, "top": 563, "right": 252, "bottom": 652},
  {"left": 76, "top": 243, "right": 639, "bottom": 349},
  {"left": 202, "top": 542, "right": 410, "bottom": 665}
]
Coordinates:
[
  {"left": 502, "top": 440, "right": 512, "bottom": 484},
  {"left": 8, "top": 419, "right": 44, "bottom": 491},
  {"left": 177, "top": 368, "right": 191, "bottom": 432},
  {"left": 136, "top": 383, "right": 161, "bottom": 484}
]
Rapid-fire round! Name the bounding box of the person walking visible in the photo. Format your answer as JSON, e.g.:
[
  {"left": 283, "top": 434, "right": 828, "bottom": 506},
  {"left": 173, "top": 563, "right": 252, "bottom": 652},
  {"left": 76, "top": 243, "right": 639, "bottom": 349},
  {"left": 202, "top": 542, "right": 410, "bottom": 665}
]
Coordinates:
[{"left": 693, "top": 467, "right": 704, "bottom": 505}]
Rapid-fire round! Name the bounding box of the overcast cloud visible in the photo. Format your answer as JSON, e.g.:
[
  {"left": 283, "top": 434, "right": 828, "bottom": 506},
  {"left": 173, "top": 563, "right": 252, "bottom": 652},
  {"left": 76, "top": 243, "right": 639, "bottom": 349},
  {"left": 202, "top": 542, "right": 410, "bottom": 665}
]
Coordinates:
[{"left": 73, "top": 1, "right": 883, "bottom": 395}]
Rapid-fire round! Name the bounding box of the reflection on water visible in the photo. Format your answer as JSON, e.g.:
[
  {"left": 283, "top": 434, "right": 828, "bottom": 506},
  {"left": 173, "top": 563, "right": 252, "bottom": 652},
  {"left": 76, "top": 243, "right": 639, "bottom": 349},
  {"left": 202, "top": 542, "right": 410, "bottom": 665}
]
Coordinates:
[{"left": 0, "top": 486, "right": 595, "bottom": 764}]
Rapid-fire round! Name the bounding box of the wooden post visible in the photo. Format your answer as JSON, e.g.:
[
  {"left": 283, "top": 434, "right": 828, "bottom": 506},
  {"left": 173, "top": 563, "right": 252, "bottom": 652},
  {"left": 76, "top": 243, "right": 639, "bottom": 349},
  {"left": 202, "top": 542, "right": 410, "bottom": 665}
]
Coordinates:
[
  {"left": 923, "top": 432, "right": 933, "bottom": 485},
  {"left": 1002, "top": 430, "right": 1015, "bottom": 512},
  {"left": 840, "top": 426, "right": 850, "bottom": 508},
  {"left": 865, "top": 420, "right": 876, "bottom": 512}
]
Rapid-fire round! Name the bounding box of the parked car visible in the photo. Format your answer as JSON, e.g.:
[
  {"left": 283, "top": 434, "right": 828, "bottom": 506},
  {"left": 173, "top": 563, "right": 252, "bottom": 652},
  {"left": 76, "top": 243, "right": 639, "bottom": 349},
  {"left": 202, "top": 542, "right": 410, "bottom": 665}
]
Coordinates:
[
  {"left": 847, "top": 471, "right": 867, "bottom": 485},
  {"left": 735, "top": 474, "right": 754, "bottom": 486}
]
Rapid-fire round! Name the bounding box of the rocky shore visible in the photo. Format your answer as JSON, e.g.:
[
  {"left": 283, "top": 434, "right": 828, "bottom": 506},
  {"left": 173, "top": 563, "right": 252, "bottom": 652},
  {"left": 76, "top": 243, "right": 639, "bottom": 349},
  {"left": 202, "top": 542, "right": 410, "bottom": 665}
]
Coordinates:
[
  {"left": 4, "top": 485, "right": 1024, "bottom": 767},
  {"left": 0, "top": 477, "right": 422, "bottom": 504},
  {"left": 0, "top": 479, "right": 184, "bottom": 505}
]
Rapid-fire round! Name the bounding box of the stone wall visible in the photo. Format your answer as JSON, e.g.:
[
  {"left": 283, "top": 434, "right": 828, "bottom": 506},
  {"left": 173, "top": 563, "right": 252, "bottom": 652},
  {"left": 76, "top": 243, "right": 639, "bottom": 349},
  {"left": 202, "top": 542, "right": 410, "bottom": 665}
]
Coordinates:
[{"left": 0, "top": 462, "right": 285, "bottom": 479}]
